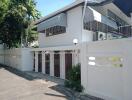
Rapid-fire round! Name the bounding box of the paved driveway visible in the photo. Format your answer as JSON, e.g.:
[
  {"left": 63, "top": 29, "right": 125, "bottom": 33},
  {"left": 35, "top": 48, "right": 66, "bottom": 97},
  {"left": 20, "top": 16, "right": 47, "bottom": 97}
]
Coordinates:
[
  {"left": 0, "top": 66, "right": 103, "bottom": 100},
  {"left": 0, "top": 66, "right": 70, "bottom": 100}
]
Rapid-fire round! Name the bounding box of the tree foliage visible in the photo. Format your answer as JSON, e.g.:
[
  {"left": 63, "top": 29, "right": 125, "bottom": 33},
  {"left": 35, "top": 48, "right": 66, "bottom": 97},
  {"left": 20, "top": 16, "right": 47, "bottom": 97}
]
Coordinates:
[
  {"left": 0, "top": 0, "right": 40, "bottom": 48},
  {"left": 0, "top": 0, "right": 9, "bottom": 24}
]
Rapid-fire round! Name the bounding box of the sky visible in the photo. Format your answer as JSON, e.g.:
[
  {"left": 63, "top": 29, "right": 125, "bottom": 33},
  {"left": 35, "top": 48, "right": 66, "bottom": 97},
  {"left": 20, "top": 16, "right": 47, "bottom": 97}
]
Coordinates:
[{"left": 35, "top": 0, "right": 75, "bottom": 17}]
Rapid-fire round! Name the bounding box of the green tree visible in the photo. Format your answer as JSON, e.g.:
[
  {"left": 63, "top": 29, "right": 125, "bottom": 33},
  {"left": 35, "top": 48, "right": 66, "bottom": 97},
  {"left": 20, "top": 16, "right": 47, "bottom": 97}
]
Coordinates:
[
  {"left": 0, "top": 0, "right": 40, "bottom": 48},
  {"left": 0, "top": 0, "right": 9, "bottom": 24}
]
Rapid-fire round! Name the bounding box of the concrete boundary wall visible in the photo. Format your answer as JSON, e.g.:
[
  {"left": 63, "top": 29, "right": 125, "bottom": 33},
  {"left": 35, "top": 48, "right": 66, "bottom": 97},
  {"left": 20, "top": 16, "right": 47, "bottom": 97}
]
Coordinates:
[
  {"left": 0, "top": 48, "right": 33, "bottom": 71},
  {"left": 81, "top": 38, "right": 132, "bottom": 100}
]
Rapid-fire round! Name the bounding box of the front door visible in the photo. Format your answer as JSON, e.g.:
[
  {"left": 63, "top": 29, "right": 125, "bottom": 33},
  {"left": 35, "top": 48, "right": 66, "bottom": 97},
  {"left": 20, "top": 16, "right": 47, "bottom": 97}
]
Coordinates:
[
  {"left": 65, "top": 53, "right": 72, "bottom": 79},
  {"left": 54, "top": 53, "right": 60, "bottom": 77},
  {"left": 38, "top": 52, "right": 42, "bottom": 72},
  {"left": 45, "top": 54, "right": 50, "bottom": 75}
]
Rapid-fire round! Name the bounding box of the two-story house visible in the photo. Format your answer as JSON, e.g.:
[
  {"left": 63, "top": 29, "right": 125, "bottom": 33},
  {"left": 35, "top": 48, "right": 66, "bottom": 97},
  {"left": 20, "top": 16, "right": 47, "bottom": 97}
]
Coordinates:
[{"left": 32, "top": 0, "right": 131, "bottom": 79}]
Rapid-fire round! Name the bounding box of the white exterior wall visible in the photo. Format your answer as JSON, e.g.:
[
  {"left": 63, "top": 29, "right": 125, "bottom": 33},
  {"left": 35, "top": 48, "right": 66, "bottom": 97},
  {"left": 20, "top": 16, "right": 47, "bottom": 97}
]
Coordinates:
[
  {"left": 21, "top": 48, "right": 33, "bottom": 71},
  {"left": 38, "top": 3, "right": 131, "bottom": 48},
  {"left": 4, "top": 49, "right": 22, "bottom": 70},
  {"left": 0, "top": 48, "right": 33, "bottom": 71},
  {"left": 0, "top": 47, "right": 4, "bottom": 64},
  {"left": 39, "top": 6, "right": 82, "bottom": 47},
  {"left": 81, "top": 38, "right": 132, "bottom": 100},
  {"left": 82, "top": 30, "right": 94, "bottom": 42}
]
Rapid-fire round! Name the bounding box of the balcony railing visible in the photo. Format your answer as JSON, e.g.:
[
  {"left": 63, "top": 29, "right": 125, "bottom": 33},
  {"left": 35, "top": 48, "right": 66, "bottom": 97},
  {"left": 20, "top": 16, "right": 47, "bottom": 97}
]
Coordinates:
[
  {"left": 84, "top": 21, "right": 116, "bottom": 33},
  {"left": 118, "top": 25, "right": 132, "bottom": 37},
  {"left": 84, "top": 21, "right": 132, "bottom": 39}
]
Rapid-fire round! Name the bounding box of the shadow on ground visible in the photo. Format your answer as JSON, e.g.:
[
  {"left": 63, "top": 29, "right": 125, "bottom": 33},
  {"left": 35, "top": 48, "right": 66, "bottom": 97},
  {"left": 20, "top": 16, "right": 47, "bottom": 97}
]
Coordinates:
[
  {"left": 48, "top": 85, "right": 104, "bottom": 100},
  {"left": 0, "top": 64, "right": 104, "bottom": 100},
  {"left": 48, "top": 85, "right": 76, "bottom": 100},
  {"left": 0, "top": 64, "right": 36, "bottom": 81},
  {"left": 0, "top": 64, "right": 64, "bottom": 85}
]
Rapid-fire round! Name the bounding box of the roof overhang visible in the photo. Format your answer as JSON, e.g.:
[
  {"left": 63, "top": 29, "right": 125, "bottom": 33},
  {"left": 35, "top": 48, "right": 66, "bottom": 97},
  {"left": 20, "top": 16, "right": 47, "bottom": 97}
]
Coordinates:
[
  {"left": 35, "top": 0, "right": 131, "bottom": 25},
  {"left": 37, "top": 13, "right": 67, "bottom": 32},
  {"left": 84, "top": 7, "right": 118, "bottom": 29},
  {"left": 31, "top": 45, "right": 80, "bottom": 52},
  {"left": 34, "top": 0, "right": 114, "bottom": 25}
]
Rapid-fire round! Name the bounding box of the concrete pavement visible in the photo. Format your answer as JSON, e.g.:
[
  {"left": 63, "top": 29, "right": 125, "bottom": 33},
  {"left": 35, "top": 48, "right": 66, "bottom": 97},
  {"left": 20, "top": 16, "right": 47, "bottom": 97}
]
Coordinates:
[
  {"left": 0, "top": 65, "right": 103, "bottom": 100},
  {"left": 0, "top": 66, "right": 70, "bottom": 100}
]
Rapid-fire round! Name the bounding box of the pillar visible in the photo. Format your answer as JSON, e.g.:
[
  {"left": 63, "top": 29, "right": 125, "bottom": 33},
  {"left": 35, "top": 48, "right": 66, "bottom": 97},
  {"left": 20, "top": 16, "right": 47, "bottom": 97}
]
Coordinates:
[
  {"left": 42, "top": 51, "right": 45, "bottom": 74},
  {"left": 72, "top": 51, "right": 75, "bottom": 66},
  {"left": 50, "top": 52, "right": 54, "bottom": 76},
  {"left": 35, "top": 51, "right": 38, "bottom": 72},
  {"left": 60, "top": 51, "right": 65, "bottom": 79},
  {"left": 72, "top": 50, "right": 79, "bottom": 66},
  {"left": 81, "top": 43, "right": 88, "bottom": 93}
]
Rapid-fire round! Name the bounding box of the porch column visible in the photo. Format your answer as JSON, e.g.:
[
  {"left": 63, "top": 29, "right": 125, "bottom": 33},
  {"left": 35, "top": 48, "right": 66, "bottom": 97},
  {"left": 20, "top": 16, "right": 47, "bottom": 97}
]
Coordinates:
[
  {"left": 78, "top": 50, "right": 81, "bottom": 63},
  {"left": 60, "top": 51, "right": 65, "bottom": 79},
  {"left": 50, "top": 52, "right": 54, "bottom": 76},
  {"left": 81, "top": 43, "right": 88, "bottom": 93},
  {"left": 42, "top": 52, "right": 45, "bottom": 74},
  {"left": 72, "top": 52, "right": 75, "bottom": 66},
  {"left": 35, "top": 51, "right": 38, "bottom": 72},
  {"left": 72, "top": 50, "right": 79, "bottom": 66}
]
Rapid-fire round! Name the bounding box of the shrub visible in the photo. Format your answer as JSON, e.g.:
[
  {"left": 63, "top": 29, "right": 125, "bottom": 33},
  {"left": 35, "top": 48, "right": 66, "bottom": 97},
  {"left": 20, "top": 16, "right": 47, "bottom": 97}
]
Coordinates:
[{"left": 64, "top": 64, "right": 83, "bottom": 92}]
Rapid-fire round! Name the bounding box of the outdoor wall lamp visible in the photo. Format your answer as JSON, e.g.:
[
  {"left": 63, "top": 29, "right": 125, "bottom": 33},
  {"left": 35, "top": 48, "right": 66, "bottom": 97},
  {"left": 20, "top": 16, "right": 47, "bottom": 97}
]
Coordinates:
[
  {"left": 73, "top": 39, "right": 78, "bottom": 45},
  {"left": 45, "top": 51, "right": 49, "bottom": 54}
]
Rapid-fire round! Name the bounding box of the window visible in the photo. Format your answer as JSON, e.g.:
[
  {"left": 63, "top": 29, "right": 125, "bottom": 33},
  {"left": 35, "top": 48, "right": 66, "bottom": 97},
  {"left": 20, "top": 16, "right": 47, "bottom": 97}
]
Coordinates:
[
  {"left": 107, "top": 10, "right": 128, "bottom": 26},
  {"left": 84, "top": 21, "right": 116, "bottom": 33},
  {"left": 118, "top": 26, "right": 132, "bottom": 37},
  {"left": 45, "top": 26, "right": 66, "bottom": 37}
]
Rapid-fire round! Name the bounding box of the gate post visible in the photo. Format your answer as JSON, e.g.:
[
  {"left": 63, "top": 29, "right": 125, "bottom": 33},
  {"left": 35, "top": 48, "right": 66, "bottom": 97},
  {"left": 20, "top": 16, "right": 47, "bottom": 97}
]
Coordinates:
[
  {"left": 60, "top": 51, "right": 65, "bottom": 79},
  {"left": 81, "top": 43, "right": 88, "bottom": 92},
  {"left": 42, "top": 51, "right": 45, "bottom": 74},
  {"left": 50, "top": 52, "right": 54, "bottom": 76},
  {"left": 35, "top": 51, "right": 38, "bottom": 72}
]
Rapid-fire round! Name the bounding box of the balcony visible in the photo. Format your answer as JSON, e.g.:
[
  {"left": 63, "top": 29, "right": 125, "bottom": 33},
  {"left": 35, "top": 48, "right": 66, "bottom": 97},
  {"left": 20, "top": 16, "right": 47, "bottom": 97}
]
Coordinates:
[{"left": 84, "top": 7, "right": 132, "bottom": 40}]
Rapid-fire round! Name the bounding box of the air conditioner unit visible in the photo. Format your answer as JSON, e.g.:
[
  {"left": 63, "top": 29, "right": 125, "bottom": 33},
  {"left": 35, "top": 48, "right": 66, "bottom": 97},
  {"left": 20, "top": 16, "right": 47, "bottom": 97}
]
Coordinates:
[
  {"left": 97, "top": 32, "right": 106, "bottom": 41},
  {"left": 107, "top": 33, "right": 113, "bottom": 40}
]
